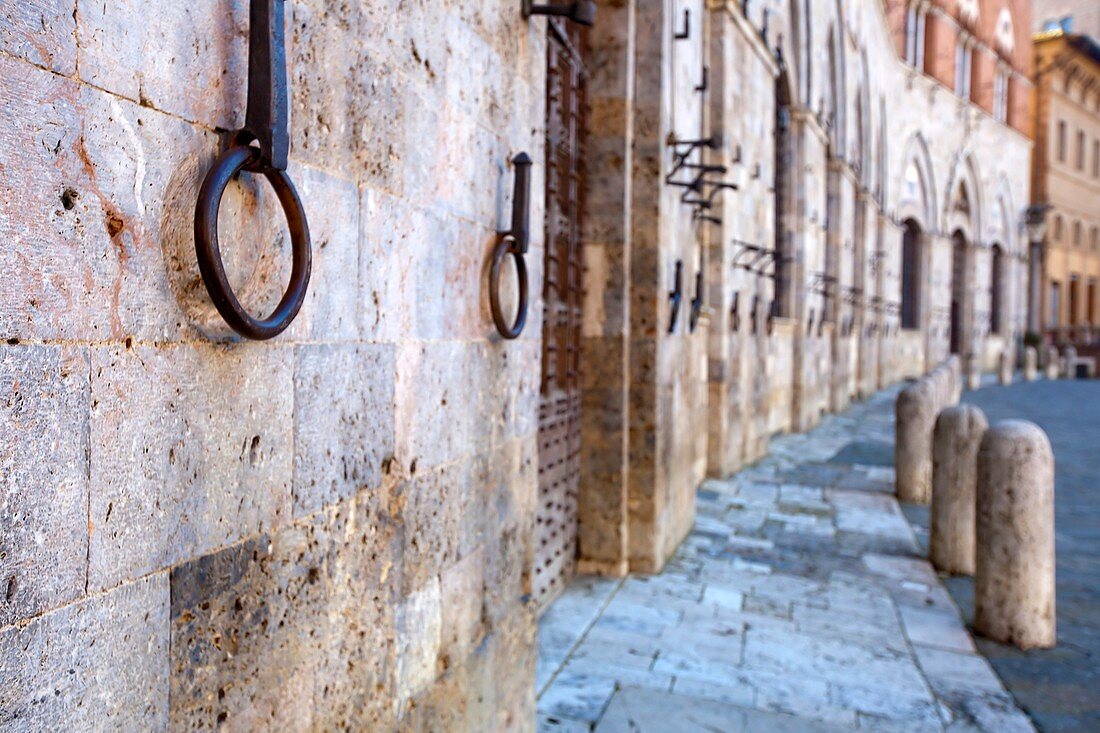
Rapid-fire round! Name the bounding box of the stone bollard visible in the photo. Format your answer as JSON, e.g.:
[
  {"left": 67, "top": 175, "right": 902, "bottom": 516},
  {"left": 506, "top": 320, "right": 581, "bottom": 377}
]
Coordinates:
[
  {"left": 975, "top": 421, "right": 1056, "bottom": 649},
  {"left": 926, "top": 370, "right": 944, "bottom": 412},
  {"left": 966, "top": 353, "right": 982, "bottom": 391},
  {"left": 1063, "top": 345, "right": 1078, "bottom": 378},
  {"left": 1024, "top": 346, "right": 1038, "bottom": 382},
  {"left": 946, "top": 356, "right": 963, "bottom": 404},
  {"left": 896, "top": 380, "right": 936, "bottom": 504},
  {"left": 931, "top": 405, "right": 988, "bottom": 575},
  {"left": 1045, "top": 345, "right": 1061, "bottom": 379},
  {"left": 998, "top": 350, "right": 1013, "bottom": 385}
]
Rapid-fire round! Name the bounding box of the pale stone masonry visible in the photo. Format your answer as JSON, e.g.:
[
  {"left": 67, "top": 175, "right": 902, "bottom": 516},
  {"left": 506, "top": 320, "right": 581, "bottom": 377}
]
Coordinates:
[
  {"left": 0, "top": 0, "right": 1036, "bottom": 730},
  {"left": 2, "top": 1, "right": 543, "bottom": 729}
]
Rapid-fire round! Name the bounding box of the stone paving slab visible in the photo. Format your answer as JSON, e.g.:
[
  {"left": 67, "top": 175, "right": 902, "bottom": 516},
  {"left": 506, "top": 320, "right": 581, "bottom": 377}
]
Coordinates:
[{"left": 537, "top": 387, "right": 1036, "bottom": 733}]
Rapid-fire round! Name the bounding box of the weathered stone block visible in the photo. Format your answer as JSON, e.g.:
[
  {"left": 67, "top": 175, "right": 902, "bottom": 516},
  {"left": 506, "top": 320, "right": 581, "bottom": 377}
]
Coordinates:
[
  {"left": 293, "top": 344, "right": 396, "bottom": 518},
  {"left": 310, "top": 498, "right": 404, "bottom": 732},
  {"left": 397, "top": 453, "right": 485, "bottom": 595},
  {"left": 394, "top": 341, "right": 537, "bottom": 473},
  {"left": 76, "top": 0, "right": 247, "bottom": 129},
  {"left": 440, "top": 549, "right": 487, "bottom": 672},
  {"left": 282, "top": 166, "right": 363, "bottom": 342},
  {"left": 396, "top": 578, "right": 443, "bottom": 706},
  {"left": 170, "top": 495, "right": 403, "bottom": 731},
  {"left": 89, "top": 343, "right": 293, "bottom": 590},
  {"left": 0, "top": 574, "right": 168, "bottom": 730},
  {"left": 0, "top": 1, "right": 76, "bottom": 74},
  {"left": 0, "top": 59, "right": 118, "bottom": 341},
  {"left": 0, "top": 346, "right": 89, "bottom": 626}
]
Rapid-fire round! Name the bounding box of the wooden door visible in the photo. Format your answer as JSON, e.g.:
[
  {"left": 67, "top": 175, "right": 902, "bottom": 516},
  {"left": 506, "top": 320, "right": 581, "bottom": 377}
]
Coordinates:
[{"left": 533, "top": 18, "right": 587, "bottom": 611}]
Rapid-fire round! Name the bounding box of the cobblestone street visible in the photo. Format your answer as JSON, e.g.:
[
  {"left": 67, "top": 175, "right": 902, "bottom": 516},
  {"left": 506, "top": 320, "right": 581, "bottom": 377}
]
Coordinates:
[{"left": 536, "top": 385, "right": 1038, "bottom": 732}]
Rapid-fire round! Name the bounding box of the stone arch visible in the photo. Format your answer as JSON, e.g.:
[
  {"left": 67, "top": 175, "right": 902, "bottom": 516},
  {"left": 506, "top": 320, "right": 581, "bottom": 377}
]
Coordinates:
[
  {"left": 990, "top": 175, "right": 1017, "bottom": 254},
  {"left": 943, "top": 151, "right": 983, "bottom": 244},
  {"left": 897, "top": 133, "right": 937, "bottom": 233}
]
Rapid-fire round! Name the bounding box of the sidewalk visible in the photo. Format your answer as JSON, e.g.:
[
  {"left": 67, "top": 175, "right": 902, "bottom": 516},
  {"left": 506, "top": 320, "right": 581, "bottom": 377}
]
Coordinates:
[{"left": 536, "top": 386, "right": 1036, "bottom": 732}]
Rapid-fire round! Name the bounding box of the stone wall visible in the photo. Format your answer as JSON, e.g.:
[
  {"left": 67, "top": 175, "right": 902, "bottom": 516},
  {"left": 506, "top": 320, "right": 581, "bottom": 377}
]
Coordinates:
[
  {"left": 697, "top": 0, "right": 1032, "bottom": 476},
  {"left": 1, "top": 1, "right": 543, "bottom": 729}
]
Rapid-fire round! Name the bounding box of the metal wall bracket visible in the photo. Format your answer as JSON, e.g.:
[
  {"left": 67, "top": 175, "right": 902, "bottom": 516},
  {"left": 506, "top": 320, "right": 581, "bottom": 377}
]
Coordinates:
[
  {"left": 522, "top": 0, "right": 597, "bottom": 26},
  {"left": 695, "top": 66, "right": 709, "bottom": 94},
  {"left": 489, "top": 153, "right": 534, "bottom": 340},
  {"left": 669, "top": 260, "right": 684, "bottom": 334},
  {"left": 674, "top": 8, "right": 690, "bottom": 40},
  {"left": 689, "top": 270, "right": 704, "bottom": 333}
]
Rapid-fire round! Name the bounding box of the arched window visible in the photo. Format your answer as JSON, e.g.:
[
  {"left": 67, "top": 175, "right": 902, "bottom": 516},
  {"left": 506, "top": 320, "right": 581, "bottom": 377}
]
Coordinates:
[
  {"left": 1073, "top": 220, "right": 1082, "bottom": 246},
  {"left": 905, "top": 2, "right": 928, "bottom": 69},
  {"left": 991, "top": 244, "right": 1004, "bottom": 335},
  {"left": 901, "top": 219, "right": 922, "bottom": 329},
  {"left": 1054, "top": 215, "right": 1064, "bottom": 241},
  {"left": 774, "top": 71, "right": 794, "bottom": 318}
]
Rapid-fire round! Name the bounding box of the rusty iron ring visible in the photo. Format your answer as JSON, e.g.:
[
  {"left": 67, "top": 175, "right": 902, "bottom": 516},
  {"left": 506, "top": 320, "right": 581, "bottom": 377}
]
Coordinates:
[
  {"left": 194, "top": 144, "right": 312, "bottom": 340},
  {"left": 489, "top": 234, "right": 528, "bottom": 340}
]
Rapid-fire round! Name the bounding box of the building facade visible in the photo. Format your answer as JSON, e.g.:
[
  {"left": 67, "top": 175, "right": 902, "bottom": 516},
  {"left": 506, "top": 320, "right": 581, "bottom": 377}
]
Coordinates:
[
  {"left": 1033, "top": 0, "right": 1100, "bottom": 38},
  {"left": 1031, "top": 29, "right": 1100, "bottom": 336},
  {"left": 0, "top": 0, "right": 1032, "bottom": 730}
]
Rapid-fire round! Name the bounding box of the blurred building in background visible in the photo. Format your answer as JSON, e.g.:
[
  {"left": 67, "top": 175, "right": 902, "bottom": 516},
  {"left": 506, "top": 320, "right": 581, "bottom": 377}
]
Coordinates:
[{"left": 1030, "top": 24, "right": 1100, "bottom": 340}]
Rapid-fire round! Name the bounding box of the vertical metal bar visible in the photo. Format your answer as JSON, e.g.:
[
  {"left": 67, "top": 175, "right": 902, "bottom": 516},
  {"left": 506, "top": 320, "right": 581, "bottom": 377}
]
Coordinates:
[
  {"left": 511, "top": 153, "right": 533, "bottom": 254},
  {"left": 244, "top": 0, "right": 288, "bottom": 172}
]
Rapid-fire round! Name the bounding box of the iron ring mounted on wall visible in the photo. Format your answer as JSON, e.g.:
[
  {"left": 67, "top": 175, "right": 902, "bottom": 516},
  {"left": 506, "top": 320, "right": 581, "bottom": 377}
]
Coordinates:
[
  {"left": 489, "top": 235, "right": 529, "bottom": 340},
  {"left": 489, "top": 153, "right": 533, "bottom": 340},
  {"left": 195, "top": 146, "right": 311, "bottom": 340},
  {"left": 194, "top": 0, "right": 311, "bottom": 340}
]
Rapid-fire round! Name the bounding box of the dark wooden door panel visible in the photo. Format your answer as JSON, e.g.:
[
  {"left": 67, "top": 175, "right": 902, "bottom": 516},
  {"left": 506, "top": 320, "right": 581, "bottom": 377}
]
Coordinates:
[{"left": 534, "top": 19, "right": 586, "bottom": 610}]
